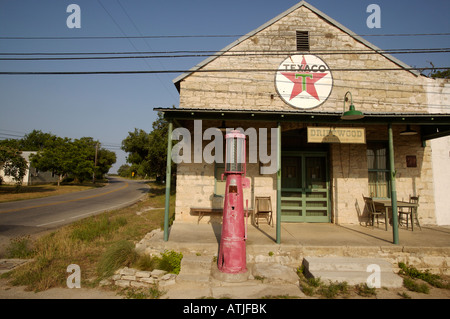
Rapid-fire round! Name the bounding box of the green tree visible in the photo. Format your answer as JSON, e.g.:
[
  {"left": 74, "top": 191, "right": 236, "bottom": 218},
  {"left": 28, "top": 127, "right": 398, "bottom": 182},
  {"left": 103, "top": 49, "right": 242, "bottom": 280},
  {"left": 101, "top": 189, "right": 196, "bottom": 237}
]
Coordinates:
[
  {"left": 148, "top": 112, "right": 171, "bottom": 181},
  {"left": 117, "top": 164, "right": 132, "bottom": 178},
  {"left": 0, "top": 146, "right": 28, "bottom": 186},
  {"left": 121, "top": 112, "right": 174, "bottom": 181},
  {"left": 431, "top": 69, "right": 450, "bottom": 79},
  {"left": 96, "top": 148, "right": 117, "bottom": 178},
  {"left": 121, "top": 128, "right": 151, "bottom": 178},
  {"left": 30, "top": 137, "right": 72, "bottom": 186}
]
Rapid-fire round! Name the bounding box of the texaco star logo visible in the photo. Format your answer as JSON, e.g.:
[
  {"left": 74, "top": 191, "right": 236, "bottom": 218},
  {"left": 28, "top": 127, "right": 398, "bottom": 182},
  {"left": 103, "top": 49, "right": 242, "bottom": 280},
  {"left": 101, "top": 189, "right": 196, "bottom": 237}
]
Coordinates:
[{"left": 275, "top": 55, "right": 333, "bottom": 109}]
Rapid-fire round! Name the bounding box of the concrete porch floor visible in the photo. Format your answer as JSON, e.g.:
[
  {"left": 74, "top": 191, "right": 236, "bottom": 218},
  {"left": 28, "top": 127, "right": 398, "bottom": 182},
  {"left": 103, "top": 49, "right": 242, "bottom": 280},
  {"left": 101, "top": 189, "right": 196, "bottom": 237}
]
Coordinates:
[
  {"left": 135, "top": 221, "right": 450, "bottom": 284},
  {"left": 165, "top": 221, "right": 450, "bottom": 248}
]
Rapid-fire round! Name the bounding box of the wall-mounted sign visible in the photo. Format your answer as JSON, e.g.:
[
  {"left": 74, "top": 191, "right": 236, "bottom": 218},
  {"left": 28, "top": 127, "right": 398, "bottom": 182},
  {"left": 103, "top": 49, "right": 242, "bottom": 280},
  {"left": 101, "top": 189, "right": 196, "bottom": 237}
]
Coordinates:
[
  {"left": 307, "top": 127, "right": 366, "bottom": 144},
  {"left": 275, "top": 55, "right": 333, "bottom": 109}
]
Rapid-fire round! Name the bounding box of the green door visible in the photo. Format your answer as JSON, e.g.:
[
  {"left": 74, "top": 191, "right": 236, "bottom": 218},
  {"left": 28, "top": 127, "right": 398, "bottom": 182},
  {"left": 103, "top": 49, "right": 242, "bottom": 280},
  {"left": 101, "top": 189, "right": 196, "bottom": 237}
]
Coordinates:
[{"left": 281, "top": 152, "right": 330, "bottom": 222}]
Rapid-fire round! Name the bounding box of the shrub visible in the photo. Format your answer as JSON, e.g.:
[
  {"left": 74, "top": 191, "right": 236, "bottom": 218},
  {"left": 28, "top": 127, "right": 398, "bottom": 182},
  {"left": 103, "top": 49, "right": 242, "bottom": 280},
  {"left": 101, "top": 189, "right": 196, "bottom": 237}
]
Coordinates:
[
  {"left": 5, "top": 236, "right": 34, "bottom": 258},
  {"left": 153, "top": 250, "right": 183, "bottom": 274}
]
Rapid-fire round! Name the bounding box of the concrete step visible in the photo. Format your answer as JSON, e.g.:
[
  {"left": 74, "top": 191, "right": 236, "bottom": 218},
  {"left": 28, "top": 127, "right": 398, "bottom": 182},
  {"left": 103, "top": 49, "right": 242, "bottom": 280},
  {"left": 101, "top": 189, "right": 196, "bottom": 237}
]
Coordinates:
[
  {"left": 179, "top": 255, "right": 213, "bottom": 274},
  {"left": 303, "top": 257, "right": 403, "bottom": 288},
  {"left": 176, "top": 254, "right": 213, "bottom": 284},
  {"left": 303, "top": 257, "right": 393, "bottom": 272}
]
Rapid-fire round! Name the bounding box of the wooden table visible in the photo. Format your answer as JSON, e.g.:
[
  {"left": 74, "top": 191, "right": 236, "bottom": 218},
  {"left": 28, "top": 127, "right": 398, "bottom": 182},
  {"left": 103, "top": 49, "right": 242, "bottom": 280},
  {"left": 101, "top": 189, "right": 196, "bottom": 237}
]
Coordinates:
[{"left": 373, "top": 200, "right": 419, "bottom": 231}]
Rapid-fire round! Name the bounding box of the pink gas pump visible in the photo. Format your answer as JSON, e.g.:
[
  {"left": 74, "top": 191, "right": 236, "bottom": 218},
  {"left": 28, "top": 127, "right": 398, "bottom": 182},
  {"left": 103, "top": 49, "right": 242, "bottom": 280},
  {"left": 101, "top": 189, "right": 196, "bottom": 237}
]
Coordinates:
[{"left": 217, "top": 130, "right": 250, "bottom": 274}]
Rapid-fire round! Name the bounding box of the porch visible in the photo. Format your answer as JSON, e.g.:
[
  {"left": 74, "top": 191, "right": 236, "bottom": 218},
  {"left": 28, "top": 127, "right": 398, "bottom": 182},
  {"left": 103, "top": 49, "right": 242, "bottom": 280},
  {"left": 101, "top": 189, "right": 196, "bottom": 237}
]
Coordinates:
[{"left": 138, "top": 222, "right": 450, "bottom": 274}]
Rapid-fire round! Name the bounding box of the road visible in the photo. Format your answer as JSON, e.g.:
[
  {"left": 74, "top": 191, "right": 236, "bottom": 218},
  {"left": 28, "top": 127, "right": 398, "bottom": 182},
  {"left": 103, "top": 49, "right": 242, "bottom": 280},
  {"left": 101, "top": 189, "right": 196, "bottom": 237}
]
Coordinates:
[{"left": 0, "top": 177, "right": 149, "bottom": 254}]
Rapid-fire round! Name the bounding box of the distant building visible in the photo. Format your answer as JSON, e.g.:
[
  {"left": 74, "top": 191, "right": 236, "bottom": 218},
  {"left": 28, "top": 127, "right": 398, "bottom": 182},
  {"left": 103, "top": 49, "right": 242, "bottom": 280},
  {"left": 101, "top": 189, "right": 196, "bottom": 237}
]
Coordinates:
[{"left": 0, "top": 151, "right": 59, "bottom": 186}]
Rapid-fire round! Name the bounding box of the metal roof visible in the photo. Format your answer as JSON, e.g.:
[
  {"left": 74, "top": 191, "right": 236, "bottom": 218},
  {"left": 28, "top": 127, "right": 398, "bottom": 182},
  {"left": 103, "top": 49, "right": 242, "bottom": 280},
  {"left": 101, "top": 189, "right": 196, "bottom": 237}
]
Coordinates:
[
  {"left": 172, "top": 1, "right": 419, "bottom": 89},
  {"left": 154, "top": 107, "right": 450, "bottom": 126}
]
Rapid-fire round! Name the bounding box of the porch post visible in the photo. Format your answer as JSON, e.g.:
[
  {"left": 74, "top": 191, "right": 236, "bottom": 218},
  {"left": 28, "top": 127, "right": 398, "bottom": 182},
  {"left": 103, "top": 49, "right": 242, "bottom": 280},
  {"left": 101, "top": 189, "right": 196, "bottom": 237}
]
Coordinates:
[
  {"left": 388, "top": 123, "right": 399, "bottom": 245},
  {"left": 164, "top": 120, "right": 173, "bottom": 242},
  {"left": 276, "top": 122, "right": 282, "bottom": 244}
]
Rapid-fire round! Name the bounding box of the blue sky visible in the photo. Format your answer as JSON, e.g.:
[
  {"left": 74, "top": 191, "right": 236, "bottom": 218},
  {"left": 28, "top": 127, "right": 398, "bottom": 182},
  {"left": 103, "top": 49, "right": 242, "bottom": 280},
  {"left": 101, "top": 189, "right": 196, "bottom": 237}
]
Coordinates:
[{"left": 0, "top": 0, "right": 449, "bottom": 173}]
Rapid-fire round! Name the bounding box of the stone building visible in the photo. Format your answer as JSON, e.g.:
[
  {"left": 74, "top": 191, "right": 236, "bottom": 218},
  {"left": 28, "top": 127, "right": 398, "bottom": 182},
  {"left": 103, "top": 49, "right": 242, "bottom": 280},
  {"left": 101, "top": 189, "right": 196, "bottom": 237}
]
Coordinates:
[{"left": 155, "top": 1, "right": 450, "bottom": 242}]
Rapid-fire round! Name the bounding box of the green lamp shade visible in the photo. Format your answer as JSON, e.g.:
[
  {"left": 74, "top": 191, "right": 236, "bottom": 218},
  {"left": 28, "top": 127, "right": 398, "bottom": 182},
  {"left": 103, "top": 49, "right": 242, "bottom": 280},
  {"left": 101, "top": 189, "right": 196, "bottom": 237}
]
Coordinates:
[{"left": 341, "top": 104, "right": 364, "bottom": 120}]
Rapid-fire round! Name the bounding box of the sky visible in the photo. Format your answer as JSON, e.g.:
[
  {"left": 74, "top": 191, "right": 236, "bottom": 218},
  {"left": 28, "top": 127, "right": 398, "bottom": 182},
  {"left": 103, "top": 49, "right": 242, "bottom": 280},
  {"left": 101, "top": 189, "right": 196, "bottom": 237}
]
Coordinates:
[{"left": 0, "top": 0, "right": 449, "bottom": 173}]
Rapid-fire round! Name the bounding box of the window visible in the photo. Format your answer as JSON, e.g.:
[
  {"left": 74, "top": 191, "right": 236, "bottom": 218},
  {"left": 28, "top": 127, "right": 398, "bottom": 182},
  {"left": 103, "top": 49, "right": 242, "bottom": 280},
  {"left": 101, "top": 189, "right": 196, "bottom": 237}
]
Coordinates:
[
  {"left": 296, "top": 31, "right": 310, "bottom": 51},
  {"left": 367, "top": 142, "right": 390, "bottom": 198}
]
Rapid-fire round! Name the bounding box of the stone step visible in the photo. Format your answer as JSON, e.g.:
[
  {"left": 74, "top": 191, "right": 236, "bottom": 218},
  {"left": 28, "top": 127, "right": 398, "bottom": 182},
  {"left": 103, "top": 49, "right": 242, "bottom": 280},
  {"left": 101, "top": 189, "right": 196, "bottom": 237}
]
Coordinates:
[
  {"left": 176, "top": 273, "right": 211, "bottom": 284},
  {"left": 303, "top": 257, "right": 403, "bottom": 288},
  {"left": 179, "top": 255, "right": 213, "bottom": 274},
  {"left": 303, "top": 257, "right": 393, "bottom": 272},
  {"left": 176, "top": 254, "right": 213, "bottom": 284},
  {"left": 307, "top": 270, "right": 403, "bottom": 288}
]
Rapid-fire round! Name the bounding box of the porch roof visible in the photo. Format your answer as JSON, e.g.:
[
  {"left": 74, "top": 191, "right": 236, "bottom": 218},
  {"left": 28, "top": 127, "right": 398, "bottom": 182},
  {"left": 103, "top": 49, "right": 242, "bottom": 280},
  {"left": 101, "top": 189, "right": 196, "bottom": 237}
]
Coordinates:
[{"left": 154, "top": 107, "right": 450, "bottom": 141}]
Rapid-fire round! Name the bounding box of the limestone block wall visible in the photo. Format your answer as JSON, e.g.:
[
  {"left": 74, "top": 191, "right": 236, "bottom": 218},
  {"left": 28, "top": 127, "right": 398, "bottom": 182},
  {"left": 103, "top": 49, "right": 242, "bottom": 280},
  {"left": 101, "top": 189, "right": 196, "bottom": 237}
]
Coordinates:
[
  {"left": 173, "top": 4, "right": 444, "bottom": 226},
  {"left": 178, "top": 6, "right": 427, "bottom": 114}
]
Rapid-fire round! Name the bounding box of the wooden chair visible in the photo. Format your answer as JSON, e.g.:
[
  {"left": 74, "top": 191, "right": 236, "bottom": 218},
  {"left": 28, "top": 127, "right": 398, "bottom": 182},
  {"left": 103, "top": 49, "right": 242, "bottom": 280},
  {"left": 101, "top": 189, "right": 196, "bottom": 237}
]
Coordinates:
[
  {"left": 399, "top": 195, "right": 421, "bottom": 231},
  {"left": 254, "top": 196, "right": 273, "bottom": 227},
  {"left": 363, "top": 195, "right": 385, "bottom": 227}
]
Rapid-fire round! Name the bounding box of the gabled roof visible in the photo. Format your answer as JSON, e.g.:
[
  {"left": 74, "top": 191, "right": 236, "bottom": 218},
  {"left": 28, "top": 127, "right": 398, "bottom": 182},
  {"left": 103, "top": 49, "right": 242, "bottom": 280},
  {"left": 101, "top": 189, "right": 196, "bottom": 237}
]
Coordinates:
[{"left": 173, "top": 0, "right": 419, "bottom": 91}]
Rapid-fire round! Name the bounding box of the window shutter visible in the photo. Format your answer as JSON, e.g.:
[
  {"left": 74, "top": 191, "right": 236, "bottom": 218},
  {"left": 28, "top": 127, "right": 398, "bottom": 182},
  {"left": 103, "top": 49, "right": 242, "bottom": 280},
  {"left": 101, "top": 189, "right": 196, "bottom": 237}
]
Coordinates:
[{"left": 296, "top": 31, "right": 310, "bottom": 51}]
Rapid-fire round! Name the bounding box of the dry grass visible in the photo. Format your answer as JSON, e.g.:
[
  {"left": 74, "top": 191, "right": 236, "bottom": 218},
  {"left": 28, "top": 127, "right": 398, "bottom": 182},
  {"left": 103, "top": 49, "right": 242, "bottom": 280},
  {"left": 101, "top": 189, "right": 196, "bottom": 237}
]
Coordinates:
[
  {"left": 0, "top": 183, "right": 104, "bottom": 203},
  {"left": 1, "top": 181, "right": 175, "bottom": 292}
]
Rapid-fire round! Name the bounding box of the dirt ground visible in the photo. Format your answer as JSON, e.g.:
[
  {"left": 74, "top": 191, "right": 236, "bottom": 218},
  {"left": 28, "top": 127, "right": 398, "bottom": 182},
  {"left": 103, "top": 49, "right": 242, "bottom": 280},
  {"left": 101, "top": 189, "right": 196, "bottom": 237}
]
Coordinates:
[{"left": 1, "top": 273, "right": 449, "bottom": 299}]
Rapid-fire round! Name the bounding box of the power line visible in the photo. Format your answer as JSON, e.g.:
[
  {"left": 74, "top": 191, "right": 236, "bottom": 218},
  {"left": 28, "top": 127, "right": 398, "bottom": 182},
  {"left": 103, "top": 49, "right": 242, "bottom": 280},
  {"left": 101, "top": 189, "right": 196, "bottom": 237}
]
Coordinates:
[
  {"left": 1, "top": 32, "right": 449, "bottom": 40},
  {"left": 3, "top": 47, "right": 450, "bottom": 56},
  {"left": 1, "top": 48, "right": 449, "bottom": 61},
  {"left": 0, "top": 66, "right": 448, "bottom": 75}
]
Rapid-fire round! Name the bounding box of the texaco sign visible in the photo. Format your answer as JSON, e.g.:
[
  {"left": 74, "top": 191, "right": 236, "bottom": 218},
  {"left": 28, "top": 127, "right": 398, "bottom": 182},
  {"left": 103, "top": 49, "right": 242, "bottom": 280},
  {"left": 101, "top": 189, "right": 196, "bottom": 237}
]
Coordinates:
[{"left": 275, "top": 55, "right": 333, "bottom": 109}]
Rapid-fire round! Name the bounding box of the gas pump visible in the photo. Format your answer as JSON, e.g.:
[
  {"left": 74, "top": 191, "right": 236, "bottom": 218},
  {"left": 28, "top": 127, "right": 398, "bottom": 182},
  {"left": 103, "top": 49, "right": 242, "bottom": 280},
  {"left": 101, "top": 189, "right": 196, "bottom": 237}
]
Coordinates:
[{"left": 217, "top": 130, "right": 250, "bottom": 274}]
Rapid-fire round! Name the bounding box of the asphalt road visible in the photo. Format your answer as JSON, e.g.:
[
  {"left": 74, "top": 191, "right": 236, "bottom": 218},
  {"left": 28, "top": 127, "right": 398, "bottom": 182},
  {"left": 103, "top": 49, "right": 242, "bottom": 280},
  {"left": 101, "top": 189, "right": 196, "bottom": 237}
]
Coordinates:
[{"left": 0, "top": 177, "right": 149, "bottom": 254}]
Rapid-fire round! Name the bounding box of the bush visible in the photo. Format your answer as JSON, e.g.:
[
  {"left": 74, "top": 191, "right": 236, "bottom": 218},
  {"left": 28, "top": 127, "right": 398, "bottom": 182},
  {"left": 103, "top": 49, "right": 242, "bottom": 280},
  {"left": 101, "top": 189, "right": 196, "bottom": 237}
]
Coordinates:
[
  {"left": 153, "top": 250, "right": 183, "bottom": 274},
  {"left": 398, "top": 262, "right": 449, "bottom": 289},
  {"left": 97, "top": 240, "right": 137, "bottom": 278},
  {"left": 5, "top": 236, "right": 34, "bottom": 258},
  {"left": 403, "top": 277, "right": 430, "bottom": 294}
]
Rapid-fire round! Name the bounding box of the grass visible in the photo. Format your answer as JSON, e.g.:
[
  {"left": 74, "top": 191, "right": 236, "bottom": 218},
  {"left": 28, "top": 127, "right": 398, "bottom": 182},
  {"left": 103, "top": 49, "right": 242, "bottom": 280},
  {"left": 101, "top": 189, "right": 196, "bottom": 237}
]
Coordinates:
[
  {"left": 297, "top": 265, "right": 375, "bottom": 299},
  {"left": 398, "top": 262, "right": 450, "bottom": 294},
  {"left": 0, "top": 182, "right": 104, "bottom": 203},
  {"left": 1, "top": 181, "right": 175, "bottom": 294}
]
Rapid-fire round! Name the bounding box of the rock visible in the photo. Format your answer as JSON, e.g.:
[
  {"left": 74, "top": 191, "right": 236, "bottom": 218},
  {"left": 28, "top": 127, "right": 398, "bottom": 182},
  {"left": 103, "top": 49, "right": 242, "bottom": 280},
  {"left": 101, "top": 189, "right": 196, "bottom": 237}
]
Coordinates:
[
  {"left": 161, "top": 273, "right": 177, "bottom": 281},
  {"left": 135, "top": 271, "right": 152, "bottom": 278},
  {"left": 120, "top": 267, "right": 136, "bottom": 276},
  {"left": 151, "top": 269, "right": 167, "bottom": 278},
  {"left": 115, "top": 280, "right": 131, "bottom": 288},
  {"left": 139, "top": 277, "right": 156, "bottom": 284}
]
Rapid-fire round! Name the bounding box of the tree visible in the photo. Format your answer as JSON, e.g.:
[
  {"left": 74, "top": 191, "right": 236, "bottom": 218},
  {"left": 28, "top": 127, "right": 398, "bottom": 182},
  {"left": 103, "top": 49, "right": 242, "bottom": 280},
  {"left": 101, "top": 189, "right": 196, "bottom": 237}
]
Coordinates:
[
  {"left": 0, "top": 146, "right": 28, "bottom": 187},
  {"left": 31, "top": 137, "right": 117, "bottom": 184},
  {"left": 96, "top": 148, "right": 117, "bottom": 178},
  {"left": 30, "top": 137, "right": 72, "bottom": 186},
  {"left": 148, "top": 112, "right": 171, "bottom": 180},
  {"left": 117, "top": 164, "right": 132, "bottom": 178},
  {"left": 431, "top": 69, "right": 450, "bottom": 79},
  {"left": 121, "top": 128, "right": 151, "bottom": 177},
  {"left": 121, "top": 112, "right": 174, "bottom": 181}
]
